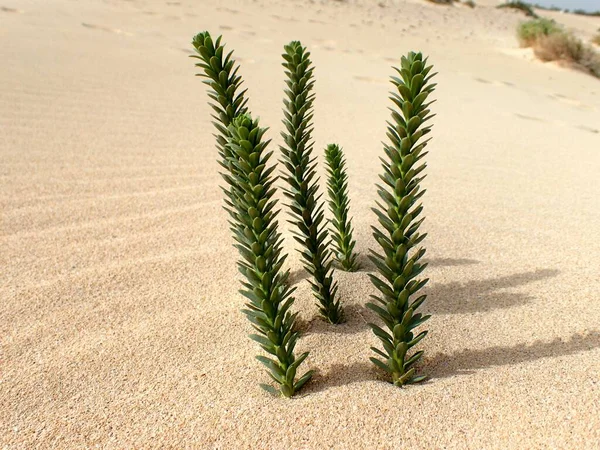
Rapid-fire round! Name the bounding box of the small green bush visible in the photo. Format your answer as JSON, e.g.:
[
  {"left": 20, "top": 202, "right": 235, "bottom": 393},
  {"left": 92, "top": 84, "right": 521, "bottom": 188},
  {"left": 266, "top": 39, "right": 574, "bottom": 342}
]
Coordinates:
[
  {"left": 464, "top": 0, "right": 475, "bottom": 8},
  {"left": 498, "top": 1, "right": 538, "bottom": 18},
  {"left": 517, "top": 18, "right": 561, "bottom": 47}
]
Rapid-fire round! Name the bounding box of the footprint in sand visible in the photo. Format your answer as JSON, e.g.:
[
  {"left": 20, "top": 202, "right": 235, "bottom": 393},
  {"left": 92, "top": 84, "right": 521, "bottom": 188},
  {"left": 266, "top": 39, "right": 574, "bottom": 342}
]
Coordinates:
[
  {"left": 313, "top": 39, "right": 337, "bottom": 51},
  {"left": 270, "top": 14, "right": 298, "bottom": 22},
  {"left": 235, "top": 57, "right": 256, "bottom": 64},
  {"left": 354, "top": 75, "right": 388, "bottom": 85},
  {"left": 1, "top": 5, "right": 23, "bottom": 13},
  {"left": 217, "top": 7, "right": 239, "bottom": 14},
  {"left": 475, "top": 77, "right": 514, "bottom": 87},
  {"left": 82, "top": 23, "right": 133, "bottom": 36},
  {"left": 514, "top": 113, "right": 546, "bottom": 122},
  {"left": 548, "top": 93, "right": 594, "bottom": 111},
  {"left": 576, "top": 125, "right": 599, "bottom": 134},
  {"left": 212, "top": 25, "right": 258, "bottom": 39}
]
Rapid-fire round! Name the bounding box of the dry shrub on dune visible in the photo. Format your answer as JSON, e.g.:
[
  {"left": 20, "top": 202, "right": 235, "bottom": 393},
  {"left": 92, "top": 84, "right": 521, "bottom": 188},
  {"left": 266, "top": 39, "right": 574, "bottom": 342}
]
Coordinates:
[
  {"left": 534, "top": 33, "right": 600, "bottom": 78},
  {"left": 517, "top": 19, "right": 600, "bottom": 78}
]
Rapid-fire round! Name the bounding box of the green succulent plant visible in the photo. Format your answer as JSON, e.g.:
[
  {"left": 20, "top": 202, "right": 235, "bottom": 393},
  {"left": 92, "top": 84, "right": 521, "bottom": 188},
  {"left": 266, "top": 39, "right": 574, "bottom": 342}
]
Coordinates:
[
  {"left": 367, "top": 52, "right": 436, "bottom": 386},
  {"left": 324, "top": 144, "right": 360, "bottom": 272},
  {"left": 280, "top": 41, "right": 344, "bottom": 324},
  {"left": 191, "top": 32, "right": 312, "bottom": 397},
  {"left": 226, "top": 114, "right": 313, "bottom": 397}
]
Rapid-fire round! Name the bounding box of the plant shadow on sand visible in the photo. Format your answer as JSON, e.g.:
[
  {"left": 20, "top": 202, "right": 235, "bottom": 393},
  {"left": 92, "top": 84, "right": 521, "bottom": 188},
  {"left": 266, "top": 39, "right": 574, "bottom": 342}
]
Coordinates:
[
  {"left": 299, "top": 263, "right": 600, "bottom": 392},
  {"left": 306, "top": 331, "right": 600, "bottom": 393},
  {"left": 289, "top": 255, "right": 480, "bottom": 283},
  {"left": 424, "top": 331, "right": 600, "bottom": 379},
  {"left": 297, "top": 265, "right": 561, "bottom": 336}
]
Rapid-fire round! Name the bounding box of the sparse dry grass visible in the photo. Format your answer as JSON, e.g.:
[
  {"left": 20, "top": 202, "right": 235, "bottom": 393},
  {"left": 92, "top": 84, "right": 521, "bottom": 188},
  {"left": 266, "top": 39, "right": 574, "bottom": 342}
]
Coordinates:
[{"left": 592, "top": 34, "right": 600, "bottom": 46}]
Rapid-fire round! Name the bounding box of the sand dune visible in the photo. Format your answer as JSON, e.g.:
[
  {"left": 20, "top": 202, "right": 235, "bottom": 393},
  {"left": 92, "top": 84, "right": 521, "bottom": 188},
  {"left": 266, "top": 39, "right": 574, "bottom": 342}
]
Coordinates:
[{"left": 2, "top": 0, "right": 599, "bottom": 448}]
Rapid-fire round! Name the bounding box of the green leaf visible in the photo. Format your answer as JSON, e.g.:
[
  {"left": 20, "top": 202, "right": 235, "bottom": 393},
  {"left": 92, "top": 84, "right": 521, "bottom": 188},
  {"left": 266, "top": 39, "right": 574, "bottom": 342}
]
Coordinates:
[
  {"left": 369, "top": 323, "right": 393, "bottom": 343},
  {"left": 403, "top": 350, "right": 424, "bottom": 369},
  {"left": 293, "top": 370, "right": 314, "bottom": 392},
  {"left": 396, "top": 367, "right": 415, "bottom": 386},
  {"left": 249, "top": 333, "right": 271, "bottom": 348},
  {"left": 408, "top": 330, "right": 428, "bottom": 348},
  {"left": 371, "top": 346, "right": 389, "bottom": 359},
  {"left": 409, "top": 313, "right": 431, "bottom": 330},
  {"left": 370, "top": 357, "right": 392, "bottom": 373},
  {"left": 408, "top": 374, "right": 428, "bottom": 384}
]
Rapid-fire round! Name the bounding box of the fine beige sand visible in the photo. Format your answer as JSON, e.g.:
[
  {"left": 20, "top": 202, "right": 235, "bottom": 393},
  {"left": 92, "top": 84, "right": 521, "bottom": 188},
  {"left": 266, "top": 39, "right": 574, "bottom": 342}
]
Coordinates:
[{"left": 2, "top": 0, "right": 600, "bottom": 448}]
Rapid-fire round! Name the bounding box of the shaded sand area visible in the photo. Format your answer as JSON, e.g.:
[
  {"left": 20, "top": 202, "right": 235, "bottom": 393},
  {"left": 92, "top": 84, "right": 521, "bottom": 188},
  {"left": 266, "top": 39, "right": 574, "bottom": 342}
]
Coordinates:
[{"left": 1, "top": 0, "right": 599, "bottom": 447}]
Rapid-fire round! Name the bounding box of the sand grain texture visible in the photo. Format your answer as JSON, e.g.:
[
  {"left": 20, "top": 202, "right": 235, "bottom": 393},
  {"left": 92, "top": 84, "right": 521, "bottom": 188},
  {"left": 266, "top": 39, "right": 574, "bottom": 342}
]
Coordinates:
[{"left": 1, "top": 0, "right": 599, "bottom": 448}]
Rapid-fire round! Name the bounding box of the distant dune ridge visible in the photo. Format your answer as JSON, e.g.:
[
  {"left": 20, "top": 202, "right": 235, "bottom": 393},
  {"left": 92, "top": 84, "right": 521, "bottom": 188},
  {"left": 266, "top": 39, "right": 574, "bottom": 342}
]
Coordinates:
[{"left": 1, "top": 0, "right": 599, "bottom": 448}]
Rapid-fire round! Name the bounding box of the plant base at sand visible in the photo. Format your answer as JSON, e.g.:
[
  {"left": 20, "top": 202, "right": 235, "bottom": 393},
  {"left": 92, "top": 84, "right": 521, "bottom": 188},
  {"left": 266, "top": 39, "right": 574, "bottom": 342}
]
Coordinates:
[{"left": 367, "top": 52, "right": 436, "bottom": 386}]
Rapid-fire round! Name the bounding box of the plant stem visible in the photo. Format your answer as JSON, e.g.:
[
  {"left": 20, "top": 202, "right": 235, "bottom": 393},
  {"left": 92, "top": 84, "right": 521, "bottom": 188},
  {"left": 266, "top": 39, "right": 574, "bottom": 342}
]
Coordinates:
[
  {"left": 325, "top": 143, "right": 360, "bottom": 272},
  {"left": 280, "top": 41, "right": 344, "bottom": 324},
  {"left": 227, "top": 115, "right": 313, "bottom": 397},
  {"left": 191, "top": 32, "right": 312, "bottom": 396},
  {"left": 367, "top": 52, "right": 436, "bottom": 386}
]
